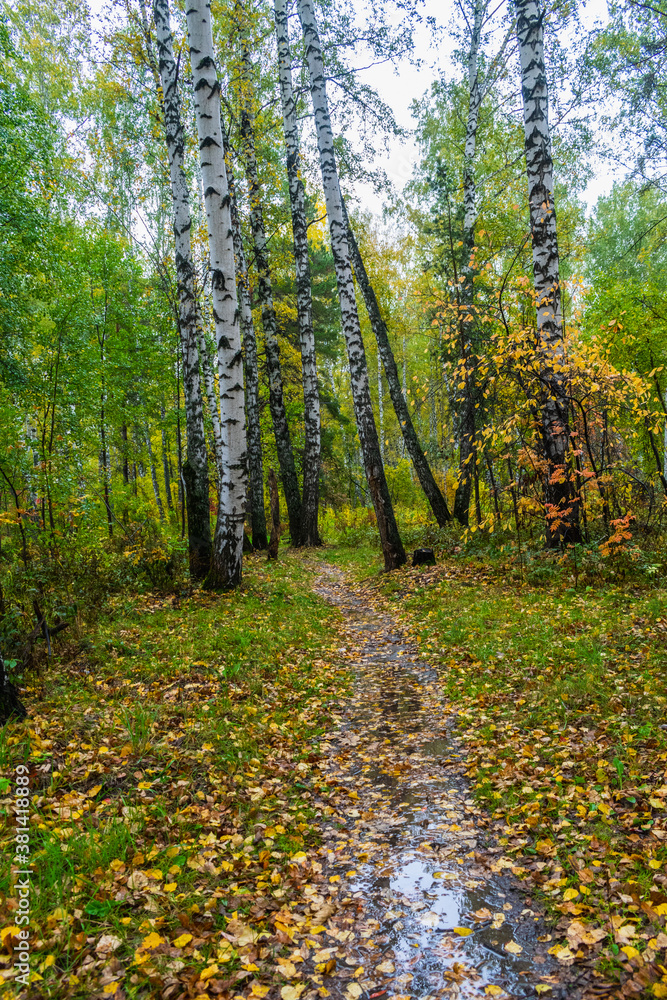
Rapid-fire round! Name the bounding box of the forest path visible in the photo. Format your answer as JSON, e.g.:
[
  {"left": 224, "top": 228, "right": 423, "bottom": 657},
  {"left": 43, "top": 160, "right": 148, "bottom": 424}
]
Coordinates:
[{"left": 307, "top": 561, "right": 578, "bottom": 1000}]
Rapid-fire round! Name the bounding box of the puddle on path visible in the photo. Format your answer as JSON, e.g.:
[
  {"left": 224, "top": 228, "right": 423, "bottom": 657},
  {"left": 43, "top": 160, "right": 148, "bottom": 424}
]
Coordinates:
[{"left": 309, "top": 568, "right": 578, "bottom": 1000}]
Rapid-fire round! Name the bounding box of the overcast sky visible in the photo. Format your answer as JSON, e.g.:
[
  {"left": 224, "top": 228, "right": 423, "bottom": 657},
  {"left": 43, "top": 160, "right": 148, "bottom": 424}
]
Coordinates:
[{"left": 347, "top": 0, "right": 621, "bottom": 215}]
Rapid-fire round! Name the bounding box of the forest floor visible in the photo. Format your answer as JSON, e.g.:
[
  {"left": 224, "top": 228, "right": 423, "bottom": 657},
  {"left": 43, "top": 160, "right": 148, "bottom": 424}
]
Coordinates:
[{"left": 0, "top": 547, "right": 666, "bottom": 1000}]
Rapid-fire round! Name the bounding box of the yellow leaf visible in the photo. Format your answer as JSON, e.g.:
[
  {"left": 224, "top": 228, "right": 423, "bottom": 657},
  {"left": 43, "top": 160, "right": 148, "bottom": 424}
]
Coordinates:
[
  {"left": 329, "top": 875, "right": 340, "bottom": 883},
  {"left": 164, "top": 883, "right": 177, "bottom": 892},
  {"left": 173, "top": 934, "right": 192, "bottom": 948},
  {"left": 252, "top": 987, "right": 270, "bottom": 998},
  {"left": 281, "top": 988, "right": 306, "bottom": 1000},
  {"left": 453, "top": 927, "right": 472, "bottom": 936},
  {"left": 504, "top": 940, "right": 523, "bottom": 954},
  {"left": 138, "top": 781, "right": 153, "bottom": 790},
  {"left": 563, "top": 888, "right": 579, "bottom": 901},
  {"left": 485, "top": 988, "right": 504, "bottom": 997},
  {"left": 621, "top": 946, "right": 639, "bottom": 959},
  {"left": 103, "top": 986, "right": 120, "bottom": 996},
  {"left": 200, "top": 964, "right": 219, "bottom": 981},
  {"left": 655, "top": 904, "right": 667, "bottom": 916},
  {"left": 535, "top": 987, "right": 553, "bottom": 995},
  {"left": 87, "top": 785, "right": 103, "bottom": 797},
  {"left": 140, "top": 932, "right": 163, "bottom": 950},
  {"left": 652, "top": 985, "right": 667, "bottom": 998},
  {"left": 649, "top": 859, "right": 662, "bottom": 869}
]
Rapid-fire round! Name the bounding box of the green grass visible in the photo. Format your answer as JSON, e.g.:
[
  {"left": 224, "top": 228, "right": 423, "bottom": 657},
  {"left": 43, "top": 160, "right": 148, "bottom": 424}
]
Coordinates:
[{"left": 0, "top": 550, "right": 349, "bottom": 998}]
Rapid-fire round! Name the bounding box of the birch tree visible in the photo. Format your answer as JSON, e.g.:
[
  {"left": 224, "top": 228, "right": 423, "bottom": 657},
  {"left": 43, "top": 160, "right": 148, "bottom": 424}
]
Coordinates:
[
  {"left": 274, "top": 0, "right": 322, "bottom": 546},
  {"left": 153, "top": 0, "right": 212, "bottom": 578},
  {"left": 237, "top": 27, "right": 303, "bottom": 547},
  {"left": 222, "top": 132, "right": 268, "bottom": 551},
  {"left": 515, "top": 0, "right": 580, "bottom": 544},
  {"left": 185, "top": 0, "right": 247, "bottom": 588},
  {"left": 453, "top": 0, "right": 485, "bottom": 526},
  {"left": 297, "top": 0, "right": 406, "bottom": 571},
  {"left": 342, "top": 201, "right": 452, "bottom": 527}
]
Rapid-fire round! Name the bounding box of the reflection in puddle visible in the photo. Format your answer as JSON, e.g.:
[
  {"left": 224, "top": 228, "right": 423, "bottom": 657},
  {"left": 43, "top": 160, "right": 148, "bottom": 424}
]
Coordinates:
[{"left": 313, "top": 579, "right": 562, "bottom": 1000}]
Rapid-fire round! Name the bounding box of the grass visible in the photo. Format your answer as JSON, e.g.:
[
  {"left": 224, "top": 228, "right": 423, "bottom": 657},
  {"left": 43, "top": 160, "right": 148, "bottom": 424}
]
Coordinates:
[
  {"left": 0, "top": 550, "right": 349, "bottom": 998},
  {"left": 331, "top": 541, "right": 667, "bottom": 991}
]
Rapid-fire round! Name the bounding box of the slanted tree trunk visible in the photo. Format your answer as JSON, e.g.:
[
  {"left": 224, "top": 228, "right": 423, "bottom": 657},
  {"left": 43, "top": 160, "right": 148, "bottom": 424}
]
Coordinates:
[
  {"left": 237, "top": 33, "right": 303, "bottom": 546},
  {"left": 297, "top": 0, "right": 405, "bottom": 570},
  {"left": 343, "top": 205, "right": 452, "bottom": 528},
  {"left": 274, "top": 0, "right": 322, "bottom": 546},
  {"left": 154, "top": 0, "right": 212, "bottom": 578},
  {"left": 221, "top": 134, "right": 268, "bottom": 551},
  {"left": 515, "top": 0, "right": 580, "bottom": 545},
  {"left": 185, "top": 0, "right": 247, "bottom": 588}
]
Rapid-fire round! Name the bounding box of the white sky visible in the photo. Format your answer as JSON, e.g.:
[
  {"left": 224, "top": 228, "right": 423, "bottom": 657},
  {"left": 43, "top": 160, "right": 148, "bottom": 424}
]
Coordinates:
[
  {"left": 348, "top": 0, "right": 622, "bottom": 215},
  {"left": 88, "top": 0, "right": 623, "bottom": 216}
]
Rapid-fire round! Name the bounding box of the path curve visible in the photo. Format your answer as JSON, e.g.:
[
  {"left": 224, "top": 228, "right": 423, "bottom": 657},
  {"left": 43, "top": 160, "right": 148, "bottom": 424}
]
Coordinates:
[{"left": 305, "top": 563, "right": 582, "bottom": 1000}]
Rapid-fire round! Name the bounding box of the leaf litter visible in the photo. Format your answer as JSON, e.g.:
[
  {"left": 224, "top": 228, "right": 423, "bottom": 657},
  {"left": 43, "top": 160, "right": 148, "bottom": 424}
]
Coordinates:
[{"left": 1, "top": 551, "right": 666, "bottom": 1000}]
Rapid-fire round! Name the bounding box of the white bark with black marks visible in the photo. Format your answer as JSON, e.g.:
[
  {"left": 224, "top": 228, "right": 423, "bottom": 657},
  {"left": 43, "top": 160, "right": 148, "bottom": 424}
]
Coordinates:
[
  {"left": 454, "top": 0, "right": 484, "bottom": 527},
  {"left": 297, "top": 0, "right": 405, "bottom": 570},
  {"left": 274, "top": 0, "right": 322, "bottom": 546},
  {"left": 238, "top": 35, "right": 303, "bottom": 546},
  {"left": 153, "top": 0, "right": 212, "bottom": 577},
  {"left": 185, "top": 0, "right": 247, "bottom": 587},
  {"left": 515, "top": 0, "right": 579, "bottom": 544},
  {"left": 222, "top": 133, "right": 268, "bottom": 551}
]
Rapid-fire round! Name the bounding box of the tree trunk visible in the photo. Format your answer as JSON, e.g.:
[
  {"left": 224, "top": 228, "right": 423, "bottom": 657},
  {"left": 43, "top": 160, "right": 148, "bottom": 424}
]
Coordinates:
[
  {"left": 185, "top": 0, "right": 246, "bottom": 589},
  {"left": 195, "top": 307, "right": 224, "bottom": 485},
  {"left": 274, "top": 0, "right": 322, "bottom": 546},
  {"left": 100, "top": 396, "right": 113, "bottom": 537},
  {"left": 267, "top": 468, "right": 280, "bottom": 560},
  {"left": 343, "top": 203, "right": 452, "bottom": 527},
  {"left": 153, "top": 0, "right": 212, "bottom": 578},
  {"left": 515, "top": 0, "right": 580, "bottom": 545},
  {"left": 297, "top": 0, "right": 405, "bottom": 570},
  {"left": 237, "top": 33, "right": 303, "bottom": 546},
  {"left": 221, "top": 133, "right": 268, "bottom": 551},
  {"left": 160, "top": 402, "right": 174, "bottom": 511},
  {"left": 121, "top": 423, "right": 129, "bottom": 484},
  {"left": 453, "top": 0, "right": 484, "bottom": 526},
  {"left": 145, "top": 423, "right": 165, "bottom": 521}
]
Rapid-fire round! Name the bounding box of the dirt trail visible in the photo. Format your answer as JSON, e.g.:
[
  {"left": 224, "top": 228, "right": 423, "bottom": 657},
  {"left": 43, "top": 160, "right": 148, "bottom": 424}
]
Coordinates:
[{"left": 307, "top": 564, "right": 581, "bottom": 1000}]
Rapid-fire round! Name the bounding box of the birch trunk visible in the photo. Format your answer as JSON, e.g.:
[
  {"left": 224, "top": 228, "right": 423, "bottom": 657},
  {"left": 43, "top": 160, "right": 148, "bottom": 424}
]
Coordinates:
[
  {"left": 515, "top": 0, "right": 580, "bottom": 544},
  {"left": 297, "top": 0, "right": 405, "bottom": 570},
  {"left": 238, "top": 37, "right": 303, "bottom": 546},
  {"left": 274, "top": 0, "right": 322, "bottom": 546},
  {"left": 185, "top": 0, "right": 247, "bottom": 588},
  {"left": 343, "top": 205, "right": 452, "bottom": 527},
  {"left": 453, "top": 0, "right": 484, "bottom": 526},
  {"left": 222, "top": 134, "right": 268, "bottom": 550},
  {"left": 195, "top": 312, "right": 224, "bottom": 485},
  {"left": 154, "top": 0, "right": 212, "bottom": 578}
]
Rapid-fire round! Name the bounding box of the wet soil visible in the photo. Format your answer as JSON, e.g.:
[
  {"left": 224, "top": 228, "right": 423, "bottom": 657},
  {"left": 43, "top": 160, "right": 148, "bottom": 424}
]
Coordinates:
[{"left": 309, "top": 566, "right": 584, "bottom": 1000}]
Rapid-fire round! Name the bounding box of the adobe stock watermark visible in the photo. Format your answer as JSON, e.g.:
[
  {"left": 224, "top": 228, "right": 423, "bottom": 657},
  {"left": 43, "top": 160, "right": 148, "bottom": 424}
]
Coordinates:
[{"left": 11, "top": 764, "right": 33, "bottom": 987}]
